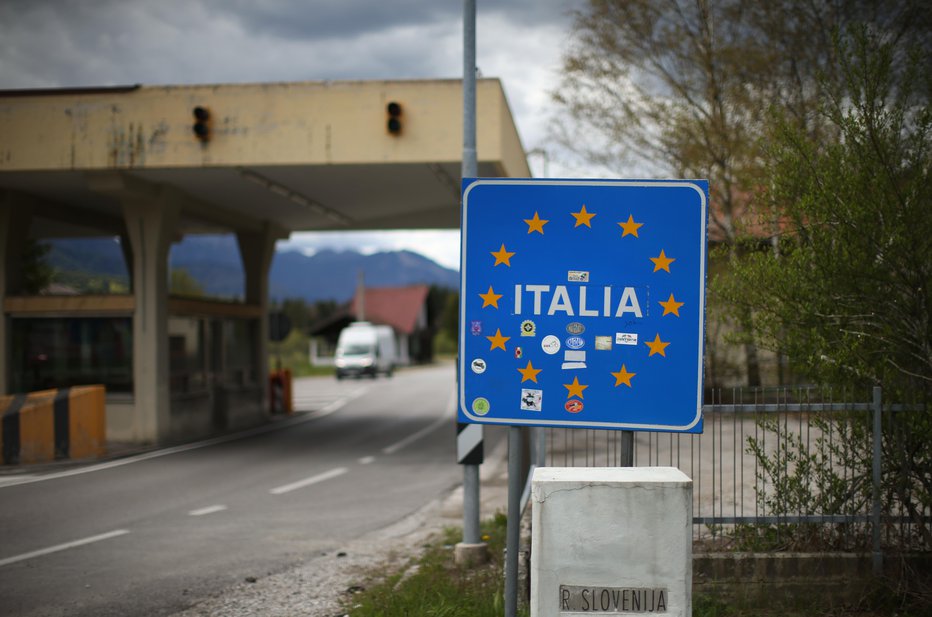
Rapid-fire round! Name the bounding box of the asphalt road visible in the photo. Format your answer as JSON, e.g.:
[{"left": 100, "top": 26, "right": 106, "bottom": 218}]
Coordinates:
[{"left": 0, "top": 363, "right": 481, "bottom": 617}]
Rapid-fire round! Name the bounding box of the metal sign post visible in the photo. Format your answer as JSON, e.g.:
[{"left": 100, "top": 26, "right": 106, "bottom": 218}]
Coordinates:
[{"left": 454, "top": 0, "right": 487, "bottom": 568}]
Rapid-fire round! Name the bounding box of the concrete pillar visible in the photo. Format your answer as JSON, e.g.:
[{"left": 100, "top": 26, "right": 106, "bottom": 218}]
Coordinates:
[
  {"left": 0, "top": 199, "right": 32, "bottom": 295},
  {"left": 237, "top": 223, "right": 281, "bottom": 413},
  {"left": 0, "top": 197, "right": 32, "bottom": 395},
  {"left": 122, "top": 196, "right": 179, "bottom": 443},
  {"left": 531, "top": 467, "right": 693, "bottom": 617}
]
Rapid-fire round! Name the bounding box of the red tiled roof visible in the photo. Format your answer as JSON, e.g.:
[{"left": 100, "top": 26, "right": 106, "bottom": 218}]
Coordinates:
[{"left": 349, "top": 285, "right": 429, "bottom": 335}]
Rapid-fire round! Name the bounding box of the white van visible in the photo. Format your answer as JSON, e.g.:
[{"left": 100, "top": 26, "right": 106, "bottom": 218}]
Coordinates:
[{"left": 334, "top": 322, "right": 397, "bottom": 379}]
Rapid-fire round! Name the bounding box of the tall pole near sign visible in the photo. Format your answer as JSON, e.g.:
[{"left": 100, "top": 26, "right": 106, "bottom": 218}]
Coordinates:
[
  {"left": 456, "top": 0, "right": 486, "bottom": 564},
  {"left": 463, "top": 0, "right": 477, "bottom": 181}
]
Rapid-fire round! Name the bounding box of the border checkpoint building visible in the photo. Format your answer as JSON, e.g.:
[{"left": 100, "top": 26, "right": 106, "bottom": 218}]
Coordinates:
[{"left": 0, "top": 79, "right": 530, "bottom": 445}]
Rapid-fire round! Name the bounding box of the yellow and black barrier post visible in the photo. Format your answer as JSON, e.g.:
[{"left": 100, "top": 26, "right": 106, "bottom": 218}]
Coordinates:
[{"left": 1, "top": 385, "right": 106, "bottom": 465}]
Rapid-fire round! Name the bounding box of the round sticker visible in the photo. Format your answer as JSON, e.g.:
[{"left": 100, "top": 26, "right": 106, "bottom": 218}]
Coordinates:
[
  {"left": 470, "top": 358, "right": 487, "bottom": 374},
  {"left": 471, "top": 397, "right": 491, "bottom": 416},
  {"left": 566, "top": 322, "right": 585, "bottom": 335},
  {"left": 566, "top": 336, "right": 585, "bottom": 350},
  {"left": 541, "top": 335, "right": 561, "bottom": 355},
  {"left": 565, "top": 400, "right": 584, "bottom": 413}
]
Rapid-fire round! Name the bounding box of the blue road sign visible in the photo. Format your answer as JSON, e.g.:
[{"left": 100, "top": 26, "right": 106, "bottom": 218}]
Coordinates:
[{"left": 458, "top": 178, "right": 708, "bottom": 433}]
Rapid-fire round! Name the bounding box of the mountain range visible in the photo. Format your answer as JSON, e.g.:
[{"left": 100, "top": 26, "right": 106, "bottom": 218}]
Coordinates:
[{"left": 45, "top": 235, "right": 459, "bottom": 303}]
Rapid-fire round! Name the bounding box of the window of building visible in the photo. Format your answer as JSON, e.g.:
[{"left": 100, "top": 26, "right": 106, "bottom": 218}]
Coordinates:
[
  {"left": 169, "top": 317, "right": 208, "bottom": 395},
  {"left": 9, "top": 317, "right": 133, "bottom": 393}
]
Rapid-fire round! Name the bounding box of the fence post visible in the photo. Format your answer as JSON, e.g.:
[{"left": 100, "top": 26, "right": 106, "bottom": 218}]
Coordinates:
[
  {"left": 871, "top": 385, "right": 882, "bottom": 576},
  {"left": 620, "top": 430, "right": 634, "bottom": 467},
  {"left": 534, "top": 427, "right": 546, "bottom": 468}
]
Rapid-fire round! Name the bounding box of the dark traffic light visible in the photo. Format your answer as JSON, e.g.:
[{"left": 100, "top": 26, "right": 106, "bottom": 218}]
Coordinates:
[
  {"left": 192, "top": 106, "right": 211, "bottom": 142},
  {"left": 386, "top": 101, "right": 402, "bottom": 136}
]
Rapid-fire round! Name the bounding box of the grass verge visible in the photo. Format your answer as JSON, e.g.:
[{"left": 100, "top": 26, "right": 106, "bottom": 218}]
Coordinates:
[
  {"left": 345, "top": 512, "right": 522, "bottom": 617},
  {"left": 341, "top": 512, "right": 929, "bottom": 617}
]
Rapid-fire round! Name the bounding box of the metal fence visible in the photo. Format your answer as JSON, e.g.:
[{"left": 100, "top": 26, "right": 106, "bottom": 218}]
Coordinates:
[{"left": 536, "top": 386, "right": 930, "bottom": 565}]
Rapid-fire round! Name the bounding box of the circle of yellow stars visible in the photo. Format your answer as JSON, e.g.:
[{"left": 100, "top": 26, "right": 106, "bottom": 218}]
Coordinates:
[{"left": 474, "top": 199, "right": 691, "bottom": 411}]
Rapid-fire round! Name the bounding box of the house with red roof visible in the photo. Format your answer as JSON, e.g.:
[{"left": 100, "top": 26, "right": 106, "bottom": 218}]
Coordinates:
[{"left": 309, "top": 284, "right": 432, "bottom": 366}]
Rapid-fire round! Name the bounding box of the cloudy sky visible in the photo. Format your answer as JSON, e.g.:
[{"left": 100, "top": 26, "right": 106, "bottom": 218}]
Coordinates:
[{"left": 0, "top": 0, "right": 598, "bottom": 270}]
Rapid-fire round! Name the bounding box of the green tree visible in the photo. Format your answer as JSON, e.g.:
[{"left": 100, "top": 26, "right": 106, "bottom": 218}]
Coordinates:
[
  {"left": 718, "top": 30, "right": 931, "bottom": 397},
  {"left": 21, "top": 238, "right": 54, "bottom": 294},
  {"left": 432, "top": 291, "right": 459, "bottom": 356},
  {"left": 441, "top": 291, "right": 459, "bottom": 344},
  {"left": 170, "top": 268, "right": 205, "bottom": 297},
  {"left": 279, "top": 298, "right": 311, "bottom": 333},
  {"left": 553, "top": 0, "right": 929, "bottom": 386},
  {"left": 308, "top": 299, "right": 339, "bottom": 324},
  {"left": 716, "top": 29, "right": 931, "bottom": 547}
]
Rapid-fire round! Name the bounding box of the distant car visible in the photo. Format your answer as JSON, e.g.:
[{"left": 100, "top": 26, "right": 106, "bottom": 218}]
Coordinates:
[{"left": 334, "top": 322, "right": 397, "bottom": 379}]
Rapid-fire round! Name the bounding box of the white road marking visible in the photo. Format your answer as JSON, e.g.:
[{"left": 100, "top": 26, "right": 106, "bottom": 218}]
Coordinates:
[
  {"left": 0, "top": 475, "right": 35, "bottom": 487},
  {"left": 188, "top": 505, "right": 228, "bottom": 516},
  {"left": 314, "top": 386, "right": 371, "bottom": 418},
  {"left": 358, "top": 456, "right": 376, "bottom": 465},
  {"left": 269, "top": 467, "right": 348, "bottom": 495},
  {"left": 0, "top": 385, "right": 371, "bottom": 489},
  {"left": 381, "top": 391, "right": 456, "bottom": 455},
  {"left": 0, "top": 529, "right": 130, "bottom": 568}
]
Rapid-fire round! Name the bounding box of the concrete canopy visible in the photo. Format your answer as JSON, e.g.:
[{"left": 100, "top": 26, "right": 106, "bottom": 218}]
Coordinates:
[
  {"left": 0, "top": 78, "right": 531, "bottom": 237},
  {"left": 0, "top": 78, "right": 531, "bottom": 444}
]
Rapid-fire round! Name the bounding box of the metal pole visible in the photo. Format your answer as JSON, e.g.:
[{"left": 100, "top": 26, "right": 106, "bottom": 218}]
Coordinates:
[
  {"left": 620, "top": 430, "right": 634, "bottom": 467},
  {"left": 534, "top": 427, "right": 546, "bottom": 468},
  {"left": 871, "top": 386, "right": 882, "bottom": 576},
  {"left": 462, "top": 0, "right": 477, "bottom": 179},
  {"left": 505, "top": 426, "right": 522, "bottom": 617},
  {"left": 463, "top": 463, "right": 481, "bottom": 543},
  {"left": 460, "top": 0, "right": 481, "bottom": 549}
]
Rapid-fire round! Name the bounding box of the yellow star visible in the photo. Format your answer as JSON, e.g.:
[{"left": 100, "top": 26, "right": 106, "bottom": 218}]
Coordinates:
[
  {"left": 524, "top": 211, "right": 549, "bottom": 234},
  {"left": 563, "top": 376, "right": 589, "bottom": 399},
  {"left": 650, "top": 249, "right": 675, "bottom": 273},
  {"left": 645, "top": 333, "right": 670, "bottom": 357},
  {"left": 618, "top": 214, "right": 643, "bottom": 238},
  {"left": 486, "top": 328, "right": 510, "bottom": 351},
  {"left": 570, "top": 204, "right": 596, "bottom": 228},
  {"left": 659, "top": 293, "right": 684, "bottom": 317},
  {"left": 517, "top": 360, "right": 542, "bottom": 383},
  {"left": 479, "top": 286, "right": 503, "bottom": 309},
  {"left": 611, "top": 364, "right": 636, "bottom": 387},
  {"left": 490, "top": 243, "right": 516, "bottom": 267}
]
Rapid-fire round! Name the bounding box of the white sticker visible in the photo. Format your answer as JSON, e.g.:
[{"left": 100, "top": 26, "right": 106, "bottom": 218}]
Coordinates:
[
  {"left": 567, "top": 270, "right": 590, "bottom": 282},
  {"left": 520, "top": 389, "right": 543, "bottom": 411},
  {"left": 561, "top": 350, "right": 587, "bottom": 370},
  {"left": 616, "top": 332, "right": 638, "bottom": 346},
  {"left": 595, "top": 336, "right": 612, "bottom": 350},
  {"left": 541, "top": 335, "right": 561, "bottom": 355},
  {"left": 470, "top": 358, "right": 487, "bottom": 374}
]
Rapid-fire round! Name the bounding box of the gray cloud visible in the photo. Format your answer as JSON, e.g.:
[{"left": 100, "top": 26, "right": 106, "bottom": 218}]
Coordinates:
[
  {"left": 221, "top": 0, "right": 455, "bottom": 41},
  {"left": 0, "top": 0, "right": 575, "bottom": 86},
  {"left": 0, "top": 0, "right": 587, "bottom": 263}
]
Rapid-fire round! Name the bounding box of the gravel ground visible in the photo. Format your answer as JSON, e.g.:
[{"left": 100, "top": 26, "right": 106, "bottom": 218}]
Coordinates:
[{"left": 169, "top": 440, "right": 509, "bottom": 617}]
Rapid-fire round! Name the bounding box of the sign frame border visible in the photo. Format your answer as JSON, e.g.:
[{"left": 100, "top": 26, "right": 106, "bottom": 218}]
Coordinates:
[{"left": 458, "top": 178, "right": 707, "bottom": 432}]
